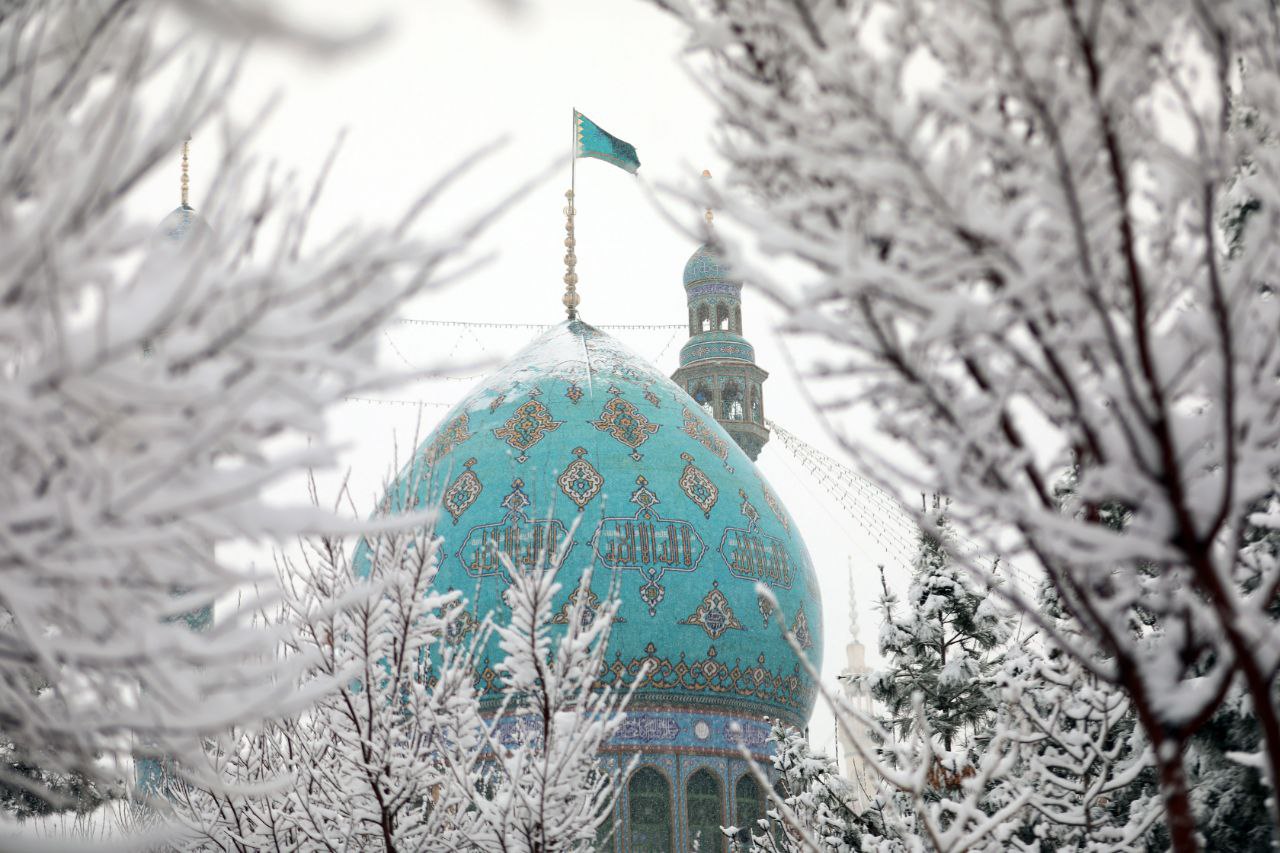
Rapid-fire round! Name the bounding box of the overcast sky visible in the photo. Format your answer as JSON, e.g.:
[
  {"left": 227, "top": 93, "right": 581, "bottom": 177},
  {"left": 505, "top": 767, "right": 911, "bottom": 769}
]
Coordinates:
[{"left": 135, "top": 0, "right": 925, "bottom": 753}]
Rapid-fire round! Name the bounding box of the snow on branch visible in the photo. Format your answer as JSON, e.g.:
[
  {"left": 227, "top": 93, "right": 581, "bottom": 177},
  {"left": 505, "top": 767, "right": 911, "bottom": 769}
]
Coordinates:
[
  {"left": 0, "top": 0, "right": 497, "bottom": 815},
  {"left": 660, "top": 0, "right": 1280, "bottom": 847}
]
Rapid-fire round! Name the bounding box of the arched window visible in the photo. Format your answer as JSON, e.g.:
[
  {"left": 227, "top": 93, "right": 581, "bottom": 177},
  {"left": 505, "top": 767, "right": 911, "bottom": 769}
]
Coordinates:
[
  {"left": 722, "top": 381, "right": 744, "bottom": 421},
  {"left": 628, "top": 767, "right": 672, "bottom": 852},
  {"left": 716, "top": 302, "right": 730, "bottom": 330},
  {"left": 687, "top": 769, "right": 724, "bottom": 853},
  {"left": 693, "top": 382, "right": 715, "bottom": 416},
  {"left": 749, "top": 386, "right": 761, "bottom": 423},
  {"left": 698, "top": 304, "right": 711, "bottom": 332},
  {"left": 734, "top": 773, "right": 765, "bottom": 845}
]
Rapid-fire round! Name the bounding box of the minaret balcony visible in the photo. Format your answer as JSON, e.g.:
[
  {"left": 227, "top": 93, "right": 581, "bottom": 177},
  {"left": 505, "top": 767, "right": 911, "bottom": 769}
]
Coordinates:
[{"left": 679, "top": 331, "right": 755, "bottom": 366}]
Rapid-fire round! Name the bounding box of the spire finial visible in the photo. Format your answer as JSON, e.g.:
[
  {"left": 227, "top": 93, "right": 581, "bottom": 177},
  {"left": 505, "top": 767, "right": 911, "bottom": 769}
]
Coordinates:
[
  {"left": 562, "top": 188, "right": 579, "bottom": 319},
  {"left": 180, "top": 136, "right": 191, "bottom": 209},
  {"left": 702, "top": 169, "right": 714, "bottom": 225}
]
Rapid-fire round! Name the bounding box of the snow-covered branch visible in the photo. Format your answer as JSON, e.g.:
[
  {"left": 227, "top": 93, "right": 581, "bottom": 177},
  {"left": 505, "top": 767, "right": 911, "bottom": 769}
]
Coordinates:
[
  {"left": 660, "top": 1, "right": 1280, "bottom": 847},
  {"left": 0, "top": 0, "right": 491, "bottom": 811}
]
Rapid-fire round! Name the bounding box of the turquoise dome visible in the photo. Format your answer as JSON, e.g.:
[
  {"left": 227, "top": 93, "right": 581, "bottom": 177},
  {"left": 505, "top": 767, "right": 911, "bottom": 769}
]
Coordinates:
[
  {"left": 377, "top": 320, "right": 821, "bottom": 731},
  {"left": 153, "top": 204, "right": 211, "bottom": 245},
  {"left": 683, "top": 242, "right": 733, "bottom": 288}
]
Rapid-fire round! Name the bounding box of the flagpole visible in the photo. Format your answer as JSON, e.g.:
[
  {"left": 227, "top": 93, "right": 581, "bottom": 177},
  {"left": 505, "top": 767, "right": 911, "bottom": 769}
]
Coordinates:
[{"left": 562, "top": 108, "right": 580, "bottom": 320}]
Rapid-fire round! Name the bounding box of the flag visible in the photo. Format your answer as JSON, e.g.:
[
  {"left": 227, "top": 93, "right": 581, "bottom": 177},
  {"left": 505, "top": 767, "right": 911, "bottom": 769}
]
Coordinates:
[{"left": 574, "top": 110, "right": 641, "bottom": 174}]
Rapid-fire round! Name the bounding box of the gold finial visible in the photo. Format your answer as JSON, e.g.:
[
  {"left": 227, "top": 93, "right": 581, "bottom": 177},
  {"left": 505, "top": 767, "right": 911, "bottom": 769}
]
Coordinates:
[
  {"left": 702, "top": 169, "right": 713, "bottom": 225},
  {"left": 562, "top": 188, "right": 579, "bottom": 319},
  {"left": 180, "top": 137, "right": 190, "bottom": 208}
]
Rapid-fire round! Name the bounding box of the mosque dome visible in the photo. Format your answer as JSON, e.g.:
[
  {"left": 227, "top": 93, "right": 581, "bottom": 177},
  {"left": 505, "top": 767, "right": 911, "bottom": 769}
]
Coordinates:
[
  {"left": 683, "top": 242, "right": 733, "bottom": 288},
  {"left": 378, "top": 319, "right": 822, "bottom": 739}
]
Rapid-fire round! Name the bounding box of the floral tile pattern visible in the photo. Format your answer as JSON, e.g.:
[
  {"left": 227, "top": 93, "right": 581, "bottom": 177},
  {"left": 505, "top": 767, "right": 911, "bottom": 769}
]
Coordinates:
[
  {"left": 493, "top": 400, "right": 563, "bottom": 462},
  {"left": 557, "top": 446, "right": 604, "bottom": 511}
]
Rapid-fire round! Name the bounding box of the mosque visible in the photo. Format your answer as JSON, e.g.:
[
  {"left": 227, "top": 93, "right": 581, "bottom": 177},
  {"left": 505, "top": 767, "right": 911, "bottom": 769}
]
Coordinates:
[
  {"left": 157, "top": 135, "right": 824, "bottom": 849},
  {"left": 372, "top": 187, "right": 824, "bottom": 849}
]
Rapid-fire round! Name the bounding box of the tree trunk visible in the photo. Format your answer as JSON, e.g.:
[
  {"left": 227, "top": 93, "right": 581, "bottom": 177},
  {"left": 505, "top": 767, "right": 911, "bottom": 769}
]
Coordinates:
[{"left": 1153, "top": 738, "right": 1200, "bottom": 853}]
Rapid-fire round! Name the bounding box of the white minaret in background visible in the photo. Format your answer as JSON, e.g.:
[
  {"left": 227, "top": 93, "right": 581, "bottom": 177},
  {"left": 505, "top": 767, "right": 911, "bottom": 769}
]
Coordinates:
[{"left": 838, "top": 559, "right": 875, "bottom": 808}]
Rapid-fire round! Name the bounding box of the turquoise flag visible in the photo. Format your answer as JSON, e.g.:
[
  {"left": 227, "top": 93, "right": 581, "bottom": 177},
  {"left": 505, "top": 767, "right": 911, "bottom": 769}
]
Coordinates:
[{"left": 574, "top": 110, "right": 640, "bottom": 174}]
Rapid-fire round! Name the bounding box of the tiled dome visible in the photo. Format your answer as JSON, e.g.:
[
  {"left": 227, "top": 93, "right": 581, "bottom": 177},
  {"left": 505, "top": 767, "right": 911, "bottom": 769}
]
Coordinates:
[
  {"left": 683, "top": 242, "right": 733, "bottom": 288},
  {"left": 369, "top": 319, "right": 821, "bottom": 734}
]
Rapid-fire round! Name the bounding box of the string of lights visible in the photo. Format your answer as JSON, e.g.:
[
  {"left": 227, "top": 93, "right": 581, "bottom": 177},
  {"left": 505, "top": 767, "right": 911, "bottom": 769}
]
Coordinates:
[
  {"left": 344, "top": 396, "right": 453, "bottom": 409},
  {"left": 371, "top": 324, "right": 683, "bottom": 393},
  {"left": 769, "top": 419, "right": 1039, "bottom": 594},
  {"left": 394, "top": 318, "right": 685, "bottom": 331}
]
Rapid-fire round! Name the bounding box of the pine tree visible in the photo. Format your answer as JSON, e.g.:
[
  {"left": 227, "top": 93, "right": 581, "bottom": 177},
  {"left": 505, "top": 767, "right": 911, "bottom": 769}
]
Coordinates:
[
  {"left": 869, "top": 502, "right": 1011, "bottom": 754},
  {"left": 996, "top": 584, "right": 1162, "bottom": 852},
  {"left": 741, "top": 722, "right": 876, "bottom": 852}
]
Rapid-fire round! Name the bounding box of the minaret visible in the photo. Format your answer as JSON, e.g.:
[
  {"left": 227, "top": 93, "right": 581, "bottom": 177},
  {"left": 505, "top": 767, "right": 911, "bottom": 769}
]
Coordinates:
[
  {"left": 838, "top": 560, "right": 875, "bottom": 809},
  {"left": 671, "top": 171, "right": 770, "bottom": 460}
]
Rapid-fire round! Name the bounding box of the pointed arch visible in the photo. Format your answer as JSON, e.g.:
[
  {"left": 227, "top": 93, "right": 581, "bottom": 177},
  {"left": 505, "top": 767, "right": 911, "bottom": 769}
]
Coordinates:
[
  {"left": 722, "top": 380, "right": 744, "bottom": 421},
  {"left": 734, "top": 773, "right": 765, "bottom": 845},
  {"left": 693, "top": 381, "right": 715, "bottom": 416},
  {"left": 628, "top": 766, "right": 673, "bottom": 852},
  {"left": 686, "top": 768, "right": 725, "bottom": 852}
]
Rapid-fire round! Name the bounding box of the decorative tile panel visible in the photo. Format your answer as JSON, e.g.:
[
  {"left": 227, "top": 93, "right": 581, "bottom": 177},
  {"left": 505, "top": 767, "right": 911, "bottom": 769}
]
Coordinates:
[
  {"left": 557, "top": 447, "right": 604, "bottom": 511},
  {"left": 680, "top": 580, "right": 744, "bottom": 640},
  {"left": 678, "top": 452, "right": 718, "bottom": 518},
  {"left": 441, "top": 595, "right": 479, "bottom": 644},
  {"left": 680, "top": 406, "right": 732, "bottom": 470},
  {"left": 454, "top": 478, "right": 571, "bottom": 580},
  {"left": 592, "top": 397, "right": 659, "bottom": 460},
  {"left": 493, "top": 399, "right": 563, "bottom": 462},
  {"left": 790, "top": 607, "right": 814, "bottom": 650},
  {"left": 551, "top": 581, "right": 624, "bottom": 627},
  {"left": 443, "top": 458, "right": 482, "bottom": 524},
  {"left": 717, "top": 486, "right": 794, "bottom": 590},
  {"left": 591, "top": 476, "right": 705, "bottom": 617},
  {"left": 421, "top": 412, "right": 472, "bottom": 466}
]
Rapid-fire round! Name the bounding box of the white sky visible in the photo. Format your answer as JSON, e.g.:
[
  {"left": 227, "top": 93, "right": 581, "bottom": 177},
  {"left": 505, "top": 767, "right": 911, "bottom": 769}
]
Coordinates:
[{"left": 134, "top": 0, "right": 924, "bottom": 754}]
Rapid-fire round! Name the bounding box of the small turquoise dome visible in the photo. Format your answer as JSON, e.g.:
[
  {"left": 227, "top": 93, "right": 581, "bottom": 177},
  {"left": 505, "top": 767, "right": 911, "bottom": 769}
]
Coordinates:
[
  {"left": 153, "top": 204, "right": 211, "bottom": 245},
  {"left": 683, "top": 242, "right": 733, "bottom": 288},
  {"left": 374, "top": 320, "right": 821, "bottom": 734}
]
